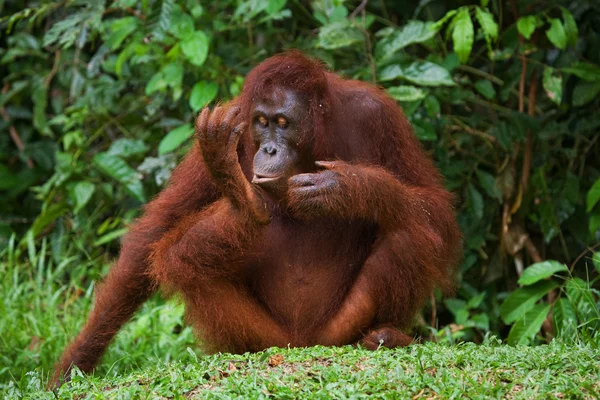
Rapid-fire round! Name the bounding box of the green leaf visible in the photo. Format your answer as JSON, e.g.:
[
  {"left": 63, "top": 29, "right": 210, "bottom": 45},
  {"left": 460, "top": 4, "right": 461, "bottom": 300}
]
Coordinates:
[
  {"left": 145, "top": 71, "right": 168, "bottom": 95},
  {"left": 467, "top": 292, "right": 486, "bottom": 309},
  {"left": 0, "top": 165, "right": 19, "bottom": 190},
  {"left": 191, "top": 5, "right": 204, "bottom": 18},
  {"left": 431, "top": 10, "right": 457, "bottom": 32},
  {"left": 413, "top": 119, "right": 437, "bottom": 141},
  {"left": 475, "top": 170, "right": 501, "bottom": 201},
  {"left": 444, "top": 298, "right": 467, "bottom": 317},
  {"left": 516, "top": 16, "right": 541, "bottom": 40},
  {"left": 94, "top": 227, "right": 128, "bottom": 246},
  {"left": 573, "top": 81, "right": 600, "bottom": 107},
  {"left": 29, "top": 203, "right": 67, "bottom": 237},
  {"left": 317, "top": 21, "right": 363, "bottom": 50},
  {"left": 500, "top": 280, "right": 559, "bottom": 324},
  {"left": 70, "top": 181, "right": 95, "bottom": 213},
  {"left": 467, "top": 183, "right": 483, "bottom": 220},
  {"left": 181, "top": 31, "right": 209, "bottom": 67},
  {"left": 424, "top": 95, "right": 441, "bottom": 117},
  {"left": 560, "top": 7, "right": 578, "bottom": 47},
  {"left": 189, "top": 81, "right": 219, "bottom": 111},
  {"left": 266, "top": 0, "right": 286, "bottom": 15},
  {"left": 474, "top": 7, "right": 498, "bottom": 54},
  {"left": 386, "top": 85, "right": 428, "bottom": 102},
  {"left": 567, "top": 278, "right": 600, "bottom": 328},
  {"left": 562, "top": 62, "right": 600, "bottom": 82},
  {"left": 452, "top": 8, "right": 474, "bottom": 63},
  {"left": 162, "top": 62, "right": 183, "bottom": 88},
  {"left": 169, "top": 11, "right": 194, "bottom": 40},
  {"left": 472, "top": 313, "right": 489, "bottom": 330},
  {"left": 379, "top": 61, "right": 455, "bottom": 86},
  {"left": 474, "top": 79, "right": 495, "bottom": 100},
  {"left": 108, "top": 139, "right": 149, "bottom": 158},
  {"left": 156, "top": 0, "right": 174, "bottom": 35},
  {"left": 518, "top": 261, "right": 568, "bottom": 286},
  {"left": 586, "top": 178, "right": 600, "bottom": 212},
  {"left": 105, "top": 17, "right": 139, "bottom": 50},
  {"left": 593, "top": 252, "right": 600, "bottom": 273},
  {"left": 375, "top": 20, "right": 436, "bottom": 60},
  {"left": 32, "top": 79, "right": 50, "bottom": 136},
  {"left": 546, "top": 18, "right": 567, "bottom": 50},
  {"left": 590, "top": 214, "right": 600, "bottom": 235},
  {"left": 542, "top": 67, "right": 562, "bottom": 105},
  {"left": 158, "top": 124, "right": 194, "bottom": 155},
  {"left": 507, "top": 303, "right": 551, "bottom": 345},
  {"left": 93, "top": 153, "right": 146, "bottom": 202},
  {"left": 553, "top": 297, "right": 577, "bottom": 339}
]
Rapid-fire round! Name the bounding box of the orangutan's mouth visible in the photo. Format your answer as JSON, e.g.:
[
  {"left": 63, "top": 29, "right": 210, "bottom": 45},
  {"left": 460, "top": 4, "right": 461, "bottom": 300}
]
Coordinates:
[{"left": 252, "top": 174, "right": 282, "bottom": 186}]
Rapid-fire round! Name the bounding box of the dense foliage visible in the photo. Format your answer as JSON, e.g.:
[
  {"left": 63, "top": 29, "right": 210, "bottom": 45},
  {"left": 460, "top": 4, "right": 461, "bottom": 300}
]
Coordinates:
[{"left": 1, "top": 0, "right": 599, "bottom": 388}]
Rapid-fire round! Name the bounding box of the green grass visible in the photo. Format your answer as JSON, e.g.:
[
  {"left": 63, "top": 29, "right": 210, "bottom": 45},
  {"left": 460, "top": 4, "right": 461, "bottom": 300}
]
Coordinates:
[
  {"left": 1, "top": 240, "right": 599, "bottom": 399},
  {"left": 10, "top": 342, "right": 600, "bottom": 399}
]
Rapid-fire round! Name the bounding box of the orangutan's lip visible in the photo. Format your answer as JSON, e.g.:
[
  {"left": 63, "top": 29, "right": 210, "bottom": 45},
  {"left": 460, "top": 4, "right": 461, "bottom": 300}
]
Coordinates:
[{"left": 252, "top": 174, "right": 282, "bottom": 185}]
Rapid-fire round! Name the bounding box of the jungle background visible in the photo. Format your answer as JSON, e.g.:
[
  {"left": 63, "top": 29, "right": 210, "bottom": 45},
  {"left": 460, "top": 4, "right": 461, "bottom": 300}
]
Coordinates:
[{"left": 1, "top": 0, "right": 599, "bottom": 394}]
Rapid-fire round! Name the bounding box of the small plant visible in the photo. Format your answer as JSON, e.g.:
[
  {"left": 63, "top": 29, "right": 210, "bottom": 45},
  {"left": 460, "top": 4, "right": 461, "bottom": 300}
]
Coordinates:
[{"left": 500, "top": 259, "right": 600, "bottom": 344}]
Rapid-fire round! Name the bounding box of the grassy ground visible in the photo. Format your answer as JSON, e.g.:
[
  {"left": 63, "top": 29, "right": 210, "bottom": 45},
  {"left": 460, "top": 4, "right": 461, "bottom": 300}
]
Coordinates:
[
  {"left": 2, "top": 242, "right": 599, "bottom": 399},
  {"left": 9, "top": 342, "right": 600, "bottom": 399}
]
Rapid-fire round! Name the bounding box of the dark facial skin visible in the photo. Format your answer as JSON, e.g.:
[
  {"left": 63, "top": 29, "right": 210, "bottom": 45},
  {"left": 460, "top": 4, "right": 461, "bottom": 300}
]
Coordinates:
[{"left": 251, "top": 88, "right": 311, "bottom": 197}]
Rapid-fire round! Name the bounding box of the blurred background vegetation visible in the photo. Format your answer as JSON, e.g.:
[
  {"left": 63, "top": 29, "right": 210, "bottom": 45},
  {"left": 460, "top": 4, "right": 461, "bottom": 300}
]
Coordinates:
[{"left": 1, "top": 0, "right": 599, "bottom": 390}]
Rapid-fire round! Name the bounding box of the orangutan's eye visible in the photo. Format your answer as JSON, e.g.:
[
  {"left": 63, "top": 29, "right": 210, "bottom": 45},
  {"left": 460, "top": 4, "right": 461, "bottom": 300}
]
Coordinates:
[
  {"left": 277, "top": 117, "right": 288, "bottom": 128},
  {"left": 258, "top": 115, "right": 268, "bottom": 127}
]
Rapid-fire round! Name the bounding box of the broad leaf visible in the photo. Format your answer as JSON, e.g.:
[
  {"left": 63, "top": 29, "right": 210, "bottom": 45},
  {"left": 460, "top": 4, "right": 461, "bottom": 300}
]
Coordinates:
[
  {"left": 29, "top": 203, "right": 68, "bottom": 237},
  {"left": 145, "top": 71, "right": 168, "bottom": 95},
  {"left": 467, "top": 183, "right": 484, "bottom": 220},
  {"left": 181, "top": 31, "right": 209, "bottom": 67},
  {"left": 472, "top": 313, "right": 489, "bottom": 331},
  {"left": 169, "top": 11, "right": 194, "bottom": 40},
  {"left": 546, "top": 18, "right": 567, "bottom": 50},
  {"left": 32, "top": 78, "right": 50, "bottom": 135},
  {"left": 567, "top": 278, "right": 600, "bottom": 329},
  {"left": 375, "top": 20, "right": 436, "bottom": 60},
  {"left": 518, "top": 261, "right": 568, "bottom": 286},
  {"left": 189, "top": 81, "right": 218, "bottom": 111},
  {"left": 70, "top": 181, "right": 95, "bottom": 213},
  {"left": 317, "top": 21, "right": 363, "bottom": 50},
  {"left": 105, "top": 17, "right": 139, "bottom": 50},
  {"left": 108, "top": 139, "right": 149, "bottom": 158},
  {"left": 159, "top": 124, "right": 194, "bottom": 155},
  {"left": 93, "top": 153, "right": 146, "bottom": 202},
  {"left": 266, "top": 0, "right": 286, "bottom": 15},
  {"left": 594, "top": 252, "right": 600, "bottom": 273},
  {"left": 560, "top": 7, "right": 578, "bottom": 47},
  {"left": 379, "top": 61, "right": 455, "bottom": 86},
  {"left": 590, "top": 214, "right": 600, "bottom": 235},
  {"left": 562, "top": 62, "right": 600, "bottom": 82},
  {"left": 413, "top": 119, "right": 437, "bottom": 141},
  {"left": 474, "top": 79, "right": 495, "bottom": 99},
  {"left": 474, "top": 7, "right": 497, "bottom": 54},
  {"left": 586, "top": 178, "right": 600, "bottom": 212},
  {"left": 573, "top": 81, "right": 600, "bottom": 107},
  {"left": 475, "top": 169, "right": 501, "bottom": 201},
  {"left": 516, "top": 15, "right": 540, "bottom": 40},
  {"left": 500, "top": 280, "right": 558, "bottom": 324},
  {"left": 553, "top": 297, "right": 577, "bottom": 339},
  {"left": 542, "top": 67, "right": 562, "bottom": 105},
  {"left": 431, "top": 10, "right": 457, "bottom": 32},
  {"left": 452, "top": 8, "right": 474, "bottom": 63},
  {"left": 507, "top": 303, "right": 551, "bottom": 345},
  {"left": 162, "top": 62, "right": 184, "bottom": 88},
  {"left": 386, "top": 85, "right": 428, "bottom": 102},
  {"left": 94, "top": 228, "right": 128, "bottom": 246}
]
